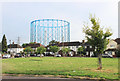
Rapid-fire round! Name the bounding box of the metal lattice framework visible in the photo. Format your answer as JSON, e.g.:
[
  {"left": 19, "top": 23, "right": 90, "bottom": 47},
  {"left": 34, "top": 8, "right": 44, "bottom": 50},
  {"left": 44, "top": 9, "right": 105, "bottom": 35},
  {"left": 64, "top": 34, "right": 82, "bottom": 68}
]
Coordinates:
[{"left": 30, "top": 19, "right": 70, "bottom": 46}]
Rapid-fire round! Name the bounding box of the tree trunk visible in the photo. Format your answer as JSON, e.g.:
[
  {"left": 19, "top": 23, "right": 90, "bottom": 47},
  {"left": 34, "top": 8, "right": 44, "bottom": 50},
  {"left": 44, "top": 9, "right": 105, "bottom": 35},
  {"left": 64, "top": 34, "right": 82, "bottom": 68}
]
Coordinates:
[
  {"left": 54, "top": 52, "right": 56, "bottom": 57},
  {"left": 40, "top": 54, "right": 42, "bottom": 58},
  {"left": 97, "top": 54, "right": 102, "bottom": 70}
]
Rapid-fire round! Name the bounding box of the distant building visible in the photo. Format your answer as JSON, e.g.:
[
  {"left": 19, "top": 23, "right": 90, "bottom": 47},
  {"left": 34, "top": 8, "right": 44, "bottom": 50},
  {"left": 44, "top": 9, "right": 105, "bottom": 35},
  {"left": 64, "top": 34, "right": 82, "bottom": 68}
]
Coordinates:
[
  {"left": 7, "top": 42, "right": 23, "bottom": 53},
  {"left": 105, "top": 39, "right": 117, "bottom": 57},
  {"left": 22, "top": 42, "right": 45, "bottom": 51},
  {"left": 46, "top": 40, "right": 95, "bottom": 57},
  {"left": 58, "top": 41, "right": 82, "bottom": 56},
  {"left": 104, "top": 38, "right": 120, "bottom": 57},
  {"left": 81, "top": 42, "right": 95, "bottom": 57}
]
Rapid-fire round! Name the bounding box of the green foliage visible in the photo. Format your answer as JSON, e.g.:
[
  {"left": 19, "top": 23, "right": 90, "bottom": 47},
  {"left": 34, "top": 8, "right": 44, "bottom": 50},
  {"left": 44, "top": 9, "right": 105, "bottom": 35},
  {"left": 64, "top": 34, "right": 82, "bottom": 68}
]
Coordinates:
[
  {"left": 29, "top": 42, "right": 35, "bottom": 44},
  {"left": 49, "top": 40, "right": 59, "bottom": 45},
  {"left": 2, "top": 34, "right": 7, "bottom": 53},
  {"left": 49, "top": 46, "right": 59, "bottom": 53},
  {"left": 37, "top": 47, "right": 46, "bottom": 54},
  {"left": 23, "top": 46, "right": 33, "bottom": 54},
  {"left": 116, "top": 45, "right": 120, "bottom": 57},
  {"left": 83, "top": 15, "right": 112, "bottom": 69},
  {"left": 22, "top": 43, "right": 27, "bottom": 47},
  {"left": 83, "top": 15, "right": 112, "bottom": 55},
  {"left": 61, "top": 47, "right": 70, "bottom": 54},
  {"left": 77, "top": 47, "right": 84, "bottom": 54}
]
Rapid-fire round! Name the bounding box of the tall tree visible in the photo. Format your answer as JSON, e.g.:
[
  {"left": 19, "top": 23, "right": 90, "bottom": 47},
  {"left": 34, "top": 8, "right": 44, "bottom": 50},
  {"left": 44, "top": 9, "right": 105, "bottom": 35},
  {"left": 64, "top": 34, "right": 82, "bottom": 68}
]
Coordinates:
[
  {"left": 77, "top": 47, "right": 84, "bottom": 54},
  {"left": 61, "top": 47, "right": 70, "bottom": 57},
  {"left": 23, "top": 46, "right": 33, "bottom": 57},
  {"left": 2, "top": 34, "right": 7, "bottom": 53},
  {"left": 37, "top": 47, "right": 46, "bottom": 57},
  {"left": 49, "top": 46, "right": 59, "bottom": 55},
  {"left": 49, "top": 40, "right": 59, "bottom": 45},
  {"left": 83, "top": 15, "right": 112, "bottom": 70}
]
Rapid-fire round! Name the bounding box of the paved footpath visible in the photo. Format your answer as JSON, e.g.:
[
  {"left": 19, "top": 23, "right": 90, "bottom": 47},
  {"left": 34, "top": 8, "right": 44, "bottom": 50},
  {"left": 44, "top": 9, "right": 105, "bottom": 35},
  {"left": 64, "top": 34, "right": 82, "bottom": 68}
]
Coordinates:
[{"left": 1, "top": 76, "right": 97, "bottom": 81}]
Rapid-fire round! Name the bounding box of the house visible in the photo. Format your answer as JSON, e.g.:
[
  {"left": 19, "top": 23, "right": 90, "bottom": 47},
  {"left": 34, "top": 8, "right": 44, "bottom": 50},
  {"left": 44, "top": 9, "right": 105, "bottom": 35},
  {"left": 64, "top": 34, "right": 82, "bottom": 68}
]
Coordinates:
[
  {"left": 81, "top": 40, "right": 95, "bottom": 57},
  {"left": 7, "top": 42, "right": 23, "bottom": 53},
  {"left": 45, "top": 41, "right": 82, "bottom": 56},
  {"left": 46, "top": 40, "right": 95, "bottom": 57},
  {"left": 105, "top": 39, "right": 117, "bottom": 57},
  {"left": 58, "top": 41, "right": 82, "bottom": 56},
  {"left": 23, "top": 42, "right": 45, "bottom": 52}
]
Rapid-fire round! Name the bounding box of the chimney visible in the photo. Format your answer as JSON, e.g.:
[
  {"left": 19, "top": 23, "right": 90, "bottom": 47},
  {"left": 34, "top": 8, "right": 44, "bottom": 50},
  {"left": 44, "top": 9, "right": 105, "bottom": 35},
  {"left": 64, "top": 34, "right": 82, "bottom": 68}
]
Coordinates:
[{"left": 82, "top": 40, "right": 85, "bottom": 43}]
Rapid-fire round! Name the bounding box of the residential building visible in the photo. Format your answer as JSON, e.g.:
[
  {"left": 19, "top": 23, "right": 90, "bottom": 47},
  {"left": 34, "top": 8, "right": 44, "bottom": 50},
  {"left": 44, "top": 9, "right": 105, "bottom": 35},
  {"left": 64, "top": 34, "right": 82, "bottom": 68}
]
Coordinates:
[
  {"left": 105, "top": 39, "right": 117, "bottom": 57},
  {"left": 23, "top": 42, "right": 45, "bottom": 52},
  {"left": 7, "top": 42, "right": 23, "bottom": 53},
  {"left": 46, "top": 40, "right": 95, "bottom": 57},
  {"left": 81, "top": 41, "right": 95, "bottom": 57},
  {"left": 58, "top": 41, "right": 82, "bottom": 56}
]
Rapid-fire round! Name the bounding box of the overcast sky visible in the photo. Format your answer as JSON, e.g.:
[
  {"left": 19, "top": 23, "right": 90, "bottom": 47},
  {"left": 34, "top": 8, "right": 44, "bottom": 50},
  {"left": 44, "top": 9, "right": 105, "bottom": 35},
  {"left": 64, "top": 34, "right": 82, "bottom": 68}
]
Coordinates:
[{"left": 0, "top": 0, "right": 119, "bottom": 44}]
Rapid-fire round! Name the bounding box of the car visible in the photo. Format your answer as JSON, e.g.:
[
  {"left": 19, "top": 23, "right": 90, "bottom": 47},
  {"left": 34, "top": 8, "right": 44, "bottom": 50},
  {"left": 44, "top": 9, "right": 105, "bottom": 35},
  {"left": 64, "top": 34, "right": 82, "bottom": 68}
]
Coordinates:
[
  {"left": 55, "top": 54, "right": 61, "bottom": 57},
  {"left": 2, "top": 54, "right": 11, "bottom": 58},
  {"left": 37, "top": 54, "right": 44, "bottom": 57},
  {"left": 15, "top": 53, "right": 22, "bottom": 58},
  {"left": 30, "top": 54, "right": 36, "bottom": 57},
  {"left": 102, "top": 53, "right": 113, "bottom": 58},
  {"left": 69, "top": 54, "right": 73, "bottom": 57}
]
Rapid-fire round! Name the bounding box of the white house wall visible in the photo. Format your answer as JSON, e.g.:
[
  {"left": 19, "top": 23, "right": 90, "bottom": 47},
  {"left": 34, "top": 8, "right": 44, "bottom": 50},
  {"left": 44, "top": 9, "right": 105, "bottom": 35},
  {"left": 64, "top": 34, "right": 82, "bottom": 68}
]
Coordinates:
[
  {"left": 106, "top": 40, "right": 117, "bottom": 49},
  {"left": 7, "top": 48, "right": 23, "bottom": 53}
]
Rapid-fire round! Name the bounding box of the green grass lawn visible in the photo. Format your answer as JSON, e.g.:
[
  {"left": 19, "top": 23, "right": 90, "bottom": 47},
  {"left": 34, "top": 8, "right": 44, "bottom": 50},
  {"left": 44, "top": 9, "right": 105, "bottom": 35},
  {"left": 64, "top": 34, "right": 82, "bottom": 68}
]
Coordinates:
[{"left": 2, "top": 57, "right": 118, "bottom": 80}]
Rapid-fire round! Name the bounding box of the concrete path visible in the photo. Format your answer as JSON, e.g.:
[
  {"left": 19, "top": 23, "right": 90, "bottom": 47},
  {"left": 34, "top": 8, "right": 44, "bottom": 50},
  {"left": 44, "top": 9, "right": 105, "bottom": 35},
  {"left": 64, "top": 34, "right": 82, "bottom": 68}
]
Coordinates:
[{"left": 1, "top": 76, "right": 97, "bottom": 81}]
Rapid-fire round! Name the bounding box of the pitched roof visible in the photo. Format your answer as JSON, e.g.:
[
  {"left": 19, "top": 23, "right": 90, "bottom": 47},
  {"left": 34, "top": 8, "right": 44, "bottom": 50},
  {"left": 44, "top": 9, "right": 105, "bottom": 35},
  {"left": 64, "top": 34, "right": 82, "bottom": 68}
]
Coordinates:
[
  {"left": 105, "top": 48, "right": 117, "bottom": 51},
  {"left": 8, "top": 44, "right": 22, "bottom": 48},
  {"left": 23, "top": 43, "right": 45, "bottom": 48},
  {"left": 114, "top": 38, "right": 120, "bottom": 44},
  {"left": 81, "top": 42, "right": 90, "bottom": 46},
  {"left": 58, "top": 41, "right": 82, "bottom": 46}
]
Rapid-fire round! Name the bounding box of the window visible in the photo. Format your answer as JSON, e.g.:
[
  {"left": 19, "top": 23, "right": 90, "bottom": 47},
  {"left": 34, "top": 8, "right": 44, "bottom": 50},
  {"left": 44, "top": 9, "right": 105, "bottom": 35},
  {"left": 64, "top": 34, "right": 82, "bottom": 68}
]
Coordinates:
[
  {"left": 86, "top": 52, "right": 89, "bottom": 55},
  {"left": 72, "top": 46, "right": 74, "bottom": 49},
  {"left": 76, "top": 46, "right": 78, "bottom": 48},
  {"left": 90, "top": 46, "right": 92, "bottom": 48},
  {"left": 110, "top": 45, "right": 115, "bottom": 48},
  {"left": 90, "top": 52, "right": 93, "bottom": 56},
  {"left": 48, "top": 47, "right": 49, "bottom": 50},
  {"left": 108, "top": 51, "right": 112, "bottom": 55}
]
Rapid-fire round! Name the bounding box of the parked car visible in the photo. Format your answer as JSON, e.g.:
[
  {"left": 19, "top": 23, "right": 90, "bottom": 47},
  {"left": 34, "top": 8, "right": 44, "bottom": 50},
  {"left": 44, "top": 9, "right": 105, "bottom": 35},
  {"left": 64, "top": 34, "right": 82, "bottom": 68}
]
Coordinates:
[
  {"left": 37, "top": 54, "right": 44, "bottom": 57},
  {"left": 55, "top": 54, "right": 61, "bottom": 57},
  {"left": 2, "top": 54, "right": 11, "bottom": 58},
  {"left": 102, "top": 53, "right": 113, "bottom": 58},
  {"left": 15, "top": 53, "right": 22, "bottom": 58},
  {"left": 30, "top": 54, "right": 37, "bottom": 57}
]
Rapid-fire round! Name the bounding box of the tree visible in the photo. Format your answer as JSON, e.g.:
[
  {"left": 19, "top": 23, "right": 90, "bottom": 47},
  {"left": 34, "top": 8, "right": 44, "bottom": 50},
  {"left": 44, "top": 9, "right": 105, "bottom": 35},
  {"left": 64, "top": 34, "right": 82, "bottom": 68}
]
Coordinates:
[
  {"left": 49, "top": 46, "right": 59, "bottom": 55},
  {"left": 37, "top": 47, "right": 46, "bottom": 57},
  {"left": 49, "top": 40, "right": 59, "bottom": 45},
  {"left": 83, "top": 15, "right": 112, "bottom": 70},
  {"left": 116, "top": 45, "right": 120, "bottom": 57},
  {"left": 23, "top": 46, "right": 33, "bottom": 57},
  {"left": 22, "top": 43, "right": 27, "bottom": 47},
  {"left": 2, "top": 34, "right": 7, "bottom": 53},
  {"left": 77, "top": 47, "right": 84, "bottom": 54},
  {"left": 61, "top": 47, "right": 70, "bottom": 57}
]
